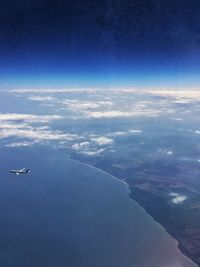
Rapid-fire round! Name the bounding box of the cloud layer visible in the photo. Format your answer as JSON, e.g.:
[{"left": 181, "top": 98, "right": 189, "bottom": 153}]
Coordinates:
[
  {"left": 0, "top": 113, "right": 62, "bottom": 123},
  {"left": 0, "top": 113, "right": 78, "bottom": 147},
  {"left": 11, "top": 88, "right": 199, "bottom": 120},
  {"left": 3, "top": 88, "right": 200, "bottom": 157}
]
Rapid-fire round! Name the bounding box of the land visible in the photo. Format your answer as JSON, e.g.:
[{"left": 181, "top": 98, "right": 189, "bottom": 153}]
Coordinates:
[{"left": 73, "top": 154, "right": 200, "bottom": 266}]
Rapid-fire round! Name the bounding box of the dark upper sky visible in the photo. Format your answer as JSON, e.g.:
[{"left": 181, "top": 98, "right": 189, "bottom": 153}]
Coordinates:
[{"left": 1, "top": 0, "right": 200, "bottom": 88}]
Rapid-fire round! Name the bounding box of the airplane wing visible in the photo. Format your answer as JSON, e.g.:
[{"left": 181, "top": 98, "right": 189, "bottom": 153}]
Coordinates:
[{"left": 19, "top": 168, "right": 26, "bottom": 172}]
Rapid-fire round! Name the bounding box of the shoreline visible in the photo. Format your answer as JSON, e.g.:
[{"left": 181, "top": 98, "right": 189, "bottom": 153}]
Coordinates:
[{"left": 69, "top": 155, "right": 198, "bottom": 267}]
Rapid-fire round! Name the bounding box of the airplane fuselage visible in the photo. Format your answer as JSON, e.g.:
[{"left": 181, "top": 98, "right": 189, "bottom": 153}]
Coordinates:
[{"left": 9, "top": 168, "right": 30, "bottom": 175}]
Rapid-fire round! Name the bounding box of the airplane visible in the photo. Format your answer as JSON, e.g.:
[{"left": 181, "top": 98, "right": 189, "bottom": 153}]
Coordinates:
[{"left": 9, "top": 168, "right": 30, "bottom": 175}]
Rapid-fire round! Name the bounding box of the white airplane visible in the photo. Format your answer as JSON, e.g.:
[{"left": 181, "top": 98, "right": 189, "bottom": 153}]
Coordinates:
[{"left": 9, "top": 168, "right": 30, "bottom": 175}]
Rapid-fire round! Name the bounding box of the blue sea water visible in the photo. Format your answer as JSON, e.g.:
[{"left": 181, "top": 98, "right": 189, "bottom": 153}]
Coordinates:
[{"left": 0, "top": 145, "right": 196, "bottom": 267}]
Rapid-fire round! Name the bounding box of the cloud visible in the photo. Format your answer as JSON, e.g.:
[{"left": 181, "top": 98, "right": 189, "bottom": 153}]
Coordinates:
[
  {"left": 107, "top": 129, "right": 143, "bottom": 137},
  {"left": 172, "top": 195, "right": 186, "bottom": 204},
  {"left": 0, "top": 113, "right": 78, "bottom": 146},
  {"left": 170, "top": 192, "right": 187, "bottom": 204},
  {"left": 84, "top": 110, "right": 160, "bottom": 119},
  {"left": 80, "top": 148, "right": 105, "bottom": 156},
  {"left": 27, "top": 95, "right": 113, "bottom": 115},
  {"left": 166, "top": 150, "right": 173, "bottom": 155},
  {"left": 5, "top": 141, "right": 36, "bottom": 148},
  {"left": 90, "top": 136, "right": 113, "bottom": 145},
  {"left": 148, "top": 90, "right": 200, "bottom": 103},
  {"left": 108, "top": 131, "right": 127, "bottom": 136},
  {"left": 60, "top": 99, "right": 113, "bottom": 112},
  {"left": 0, "top": 113, "right": 62, "bottom": 123},
  {"left": 10, "top": 88, "right": 138, "bottom": 95},
  {"left": 10, "top": 88, "right": 98, "bottom": 94},
  {"left": 6, "top": 88, "right": 199, "bottom": 155},
  {"left": 0, "top": 122, "right": 31, "bottom": 129},
  {"left": 28, "top": 96, "right": 56, "bottom": 102},
  {"left": 71, "top": 136, "right": 114, "bottom": 156},
  {"left": 0, "top": 126, "right": 77, "bottom": 141},
  {"left": 11, "top": 88, "right": 200, "bottom": 105},
  {"left": 171, "top": 117, "right": 183, "bottom": 121},
  {"left": 10, "top": 89, "right": 182, "bottom": 121},
  {"left": 129, "top": 129, "right": 143, "bottom": 133},
  {"left": 158, "top": 149, "right": 174, "bottom": 155},
  {"left": 71, "top": 142, "right": 90, "bottom": 150}
]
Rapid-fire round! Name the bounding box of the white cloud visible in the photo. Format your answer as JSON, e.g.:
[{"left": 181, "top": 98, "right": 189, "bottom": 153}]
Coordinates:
[
  {"left": 10, "top": 88, "right": 98, "bottom": 94},
  {"left": 0, "top": 122, "right": 30, "bottom": 129},
  {"left": 71, "top": 142, "right": 90, "bottom": 150},
  {"left": 0, "top": 113, "right": 62, "bottom": 123},
  {"left": 158, "top": 149, "right": 174, "bottom": 155},
  {"left": 62, "top": 100, "right": 100, "bottom": 110},
  {"left": 61, "top": 99, "right": 113, "bottom": 111},
  {"left": 171, "top": 117, "right": 183, "bottom": 121},
  {"left": 91, "top": 136, "right": 113, "bottom": 145},
  {"left": 170, "top": 192, "right": 187, "bottom": 204},
  {"left": 148, "top": 89, "right": 200, "bottom": 103},
  {"left": 80, "top": 148, "right": 104, "bottom": 156},
  {"left": 0, "top": 127, "right": 77, "bottom": 141},
  {"left": 84, "top": 110, "right": 160, "bottom": 119},
  {"left": 5, "top": 141, "right": 36, "bottom": 148},
  {"left": 11, "top": 88, "right": 200, "bottom": 104},
  {"left": 28, "top": 96, "right": 56, "bottom": 102},
  {"left": 10, "top": 88, "right": 184, "bottom": 121},
  {"left": 107, "top": 129, "right": 143, "bottom": 137},
  {"left": 108, "top": 131, "right": 127, "bottom": 136},
  {"left": 70, "top": 136, "right": 113, "bottom": 156},
  {"left": 27, "top": 95, "right": 113, "bottom": 114},
  {"left": 0, "top": 113, "right": 78, "bottom": 145},
  {"left": 166, "top": 150, "right": 173, "bottom": 155},
  {"left": 129, "top": 129, "right": 143, "bottom": 133}
]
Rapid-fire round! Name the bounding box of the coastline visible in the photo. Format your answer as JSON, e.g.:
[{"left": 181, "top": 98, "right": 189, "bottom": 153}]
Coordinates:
[{"left": 69, "top": 155, "right": 198, "bottom": 267}]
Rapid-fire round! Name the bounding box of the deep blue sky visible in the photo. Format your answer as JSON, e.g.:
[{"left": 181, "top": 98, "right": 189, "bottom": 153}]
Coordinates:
[{"left": 1, "top": 0, "right": 200, "bottom": 88}]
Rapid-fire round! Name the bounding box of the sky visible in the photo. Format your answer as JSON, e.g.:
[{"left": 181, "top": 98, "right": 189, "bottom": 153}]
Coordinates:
[{"left": 1, "top": 0, "right": 200, "bottom": 88}]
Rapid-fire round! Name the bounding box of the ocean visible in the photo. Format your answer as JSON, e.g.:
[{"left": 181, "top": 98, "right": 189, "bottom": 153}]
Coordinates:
[{"left": 0, "top": 145, "right": 196, "bottom": 267}]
